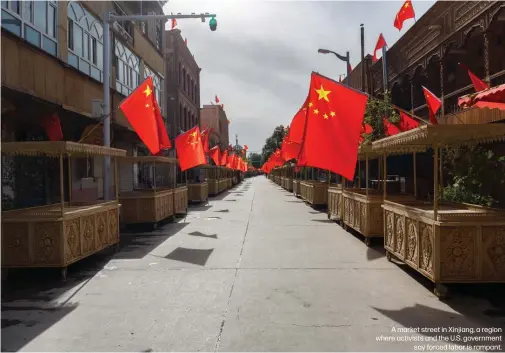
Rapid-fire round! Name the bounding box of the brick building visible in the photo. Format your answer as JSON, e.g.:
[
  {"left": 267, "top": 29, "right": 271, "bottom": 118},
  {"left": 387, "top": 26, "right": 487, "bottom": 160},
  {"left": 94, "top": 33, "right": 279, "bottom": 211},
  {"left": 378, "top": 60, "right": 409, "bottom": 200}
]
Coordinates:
[
  {"left": 164, "top": 28, "right": 201, "bottom": 141},
  {"left": 349, "top": 1, "right": 505, "bottom": 124},
  {"left": 200, "top": 104, "right": 230, "bottom": 150},
  {"left": 1, "top": 0, "right": 168, "bottom": 207}
]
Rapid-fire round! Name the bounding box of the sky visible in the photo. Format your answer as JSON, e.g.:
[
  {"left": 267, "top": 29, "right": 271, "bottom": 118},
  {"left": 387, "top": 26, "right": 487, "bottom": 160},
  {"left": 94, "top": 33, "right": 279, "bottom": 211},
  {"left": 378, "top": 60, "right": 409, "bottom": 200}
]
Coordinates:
[{"left": 163, "top": 0, "right": 435, "bottom": 154}]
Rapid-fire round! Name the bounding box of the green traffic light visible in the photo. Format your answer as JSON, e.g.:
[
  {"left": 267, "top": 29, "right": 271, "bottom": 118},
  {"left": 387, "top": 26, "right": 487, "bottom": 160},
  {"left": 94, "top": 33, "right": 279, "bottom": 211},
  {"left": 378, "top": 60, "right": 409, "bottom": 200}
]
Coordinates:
[{"left": 209, "top": 17, "right": 217, "bottom": 31}]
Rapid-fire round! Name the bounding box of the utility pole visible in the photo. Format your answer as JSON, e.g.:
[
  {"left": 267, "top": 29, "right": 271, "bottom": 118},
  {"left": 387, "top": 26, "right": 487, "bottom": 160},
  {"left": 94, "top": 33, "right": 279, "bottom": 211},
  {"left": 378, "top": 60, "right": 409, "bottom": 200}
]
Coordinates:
[
  {"left": 360, "top": 24, "right": 365, "bottom": 92},
  {"left": 101, "top": 12, "right": 217, "bottom": 200}
]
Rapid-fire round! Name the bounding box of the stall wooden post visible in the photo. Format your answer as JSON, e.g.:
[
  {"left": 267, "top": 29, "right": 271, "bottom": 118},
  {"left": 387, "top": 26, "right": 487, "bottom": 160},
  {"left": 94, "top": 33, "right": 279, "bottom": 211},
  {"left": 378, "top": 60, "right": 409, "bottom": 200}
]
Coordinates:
[
  {"left": 413, "top": 152, "right": 417, "bottom": 198},
  {"left": 439, "top": 148, "right": 444, "bottom": 200},
  {"left": 59, "top": 153, "right": 65, "bottom": 216},
  {"left": 358, "top": 162, "right": 361, "bottom": 188},
  {"left": 365, "top": 155, "right": 369, "bottom": 197},
  {"left": 114, "top": 159, "right": 119, "bottom": 200},
  {"left": 67, "top": 157, "right": 72, "bottom": 202},
  {"left": 433, "top": 144, "right": 439, "bottom": 220}
]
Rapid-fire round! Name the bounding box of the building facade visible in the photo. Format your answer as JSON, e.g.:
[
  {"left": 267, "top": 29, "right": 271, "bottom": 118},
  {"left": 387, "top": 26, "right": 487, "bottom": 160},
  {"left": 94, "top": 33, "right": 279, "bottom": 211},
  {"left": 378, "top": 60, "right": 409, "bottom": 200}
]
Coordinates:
[
  {"left": 349, "top": 1, "right": 505, "bottom": 124},
  {"left": 1, "top": 0, "right": 168, "bottom": 208},
  {"left": 200, "top": 104, "right": 230, "bottom": 149},
  {"left": 164, "top": 28, "right": 201, "bottom": 141}
]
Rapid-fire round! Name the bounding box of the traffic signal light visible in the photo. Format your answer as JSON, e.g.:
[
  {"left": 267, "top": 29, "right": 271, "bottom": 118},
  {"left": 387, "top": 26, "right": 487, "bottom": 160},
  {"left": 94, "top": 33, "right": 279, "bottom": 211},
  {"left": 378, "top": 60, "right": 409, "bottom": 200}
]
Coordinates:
[{"left": 209, "top": 17, "right": 217, "bottom": 31}]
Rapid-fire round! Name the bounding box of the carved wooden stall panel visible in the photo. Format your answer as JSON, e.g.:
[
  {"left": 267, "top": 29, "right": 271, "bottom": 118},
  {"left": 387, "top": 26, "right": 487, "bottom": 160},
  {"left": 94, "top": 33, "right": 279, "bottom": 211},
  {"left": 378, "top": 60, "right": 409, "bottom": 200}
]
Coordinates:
[
  {"left": 188, "top": 182, "right": 208, "bottom": 203},
  {"left": 174, "top": 186, "right": 188, "bottom": 214},
  {"left": 292, "top": 180, "right": 301, "bottom": 197}
]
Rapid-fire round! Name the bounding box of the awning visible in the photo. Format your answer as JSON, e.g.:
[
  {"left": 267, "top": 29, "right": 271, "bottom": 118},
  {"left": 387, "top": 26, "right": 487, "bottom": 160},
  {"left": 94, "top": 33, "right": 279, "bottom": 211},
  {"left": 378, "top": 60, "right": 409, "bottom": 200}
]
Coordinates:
[{"left": 458, "top": 84, "right": 505, "bottom": 111}]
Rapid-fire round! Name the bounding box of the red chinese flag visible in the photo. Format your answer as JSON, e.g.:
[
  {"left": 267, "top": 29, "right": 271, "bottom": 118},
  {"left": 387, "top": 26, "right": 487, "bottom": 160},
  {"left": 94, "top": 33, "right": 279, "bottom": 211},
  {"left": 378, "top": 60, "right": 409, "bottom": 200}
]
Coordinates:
[
  {"left": 281, "top": 135, "right": 301, "bottom": 161},
  {"left": 184, "top": 38, "right": 188, "bottom": 45},
  {"left": 287, "top": 94, "right": 310, "bottom": 145},
  {"left": 243, "top": 144, "right": 248, "bottom": 150},
  {"left": 153, "top": 95, "right": 172, "bottom": 150},
  {"left": 459, "top": 63, "right": 489, "bottom": 92},
  {"left": 373, "top": 33, "right": 387, "bottom": 62},
  {"left": 215, "top": 95, "right": 220, "bottom": 103},
  {"left": 174, "top": 126, "right": 206, "bottom": 171},
  {"left": 171, "top": 18, "right": 177, "bottom": 29},
  {"left": 209, "top": 146, "right": 220, "bottom": 166},
  {"left": 42, "top": 113, "right": 63, "bottom": 141},
  {"left": 120, "top": 77, "right": 165, "bottom": 155},
  {"left": 422, "top": 86, "right": 441, "bottom": 125},
  {"left": 200, "top": 128, "right": 211, "bottom": 153},
  {"left": 383, "top": 118, "right": 401, "bottom": 136},
  {"left": 220, "top": 149, "right": 228, "bottom": 166},
  {"left": 398, "top": 111, "right": 420, "bottom": 131},
  {"left": 301, "top": 72, "right": 368, "bottom": 180},
  {"left": 394, "top": 0, "right": 415, "bottom": 31}
]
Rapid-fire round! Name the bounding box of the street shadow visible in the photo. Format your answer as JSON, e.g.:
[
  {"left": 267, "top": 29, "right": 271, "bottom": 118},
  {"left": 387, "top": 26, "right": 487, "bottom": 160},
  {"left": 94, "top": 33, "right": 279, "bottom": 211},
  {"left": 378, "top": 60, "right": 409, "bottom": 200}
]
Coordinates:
[
  {"left": 113, "top": 221, "right": 189, "bottom": 260},
  {"left": 165, "top": 247, "right": 214, "bottom": 266},
  {"left": 214, "top": 209, "right": 229, "bottom": 213},
  {"left": 209, "top": 191, "right": 231, "bottom": 201},
  {"left": 188, "top": 204, "right": 212, "bottom": 212},
  {"left": 311, "top": 219, "right": 334, "bottom": 224},
  {"left": 286, "top": 200, "right": 303, "bottom": 203},
  {"left": 224, "top": 199, "right": 237, "bottom": 202},
  {"left": 204, "top": 216, "right": 222, "bottom": 221},
  {"left": 188, "top": 231, "right": 218, "bottom": 239},
  {"left": 2, "top": 302, "right": 79, "bottom": 352},
  {"left": 308, "top": 211, "right": 321, "bottom": 214},
  {"left": 366, "top": 245, "right": 386, "bottom": 261},
  {"left": 372, "top": 303, "right": 505, "bottom": 351}
]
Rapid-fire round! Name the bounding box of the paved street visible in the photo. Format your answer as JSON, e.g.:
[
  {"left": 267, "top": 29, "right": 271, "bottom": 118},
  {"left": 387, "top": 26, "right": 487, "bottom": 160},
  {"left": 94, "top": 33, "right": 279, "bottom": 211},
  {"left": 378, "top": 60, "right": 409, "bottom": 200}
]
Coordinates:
[{"left": 2, "top": 177, "right": 504, "bottom": 352}]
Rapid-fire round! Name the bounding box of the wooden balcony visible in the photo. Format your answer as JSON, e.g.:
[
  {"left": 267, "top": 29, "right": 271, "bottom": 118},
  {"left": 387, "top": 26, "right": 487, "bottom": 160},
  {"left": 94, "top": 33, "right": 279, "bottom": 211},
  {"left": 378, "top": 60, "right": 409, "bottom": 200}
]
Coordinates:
[{"left": 440, "top": 106, "right": 505, "bottom": 125}]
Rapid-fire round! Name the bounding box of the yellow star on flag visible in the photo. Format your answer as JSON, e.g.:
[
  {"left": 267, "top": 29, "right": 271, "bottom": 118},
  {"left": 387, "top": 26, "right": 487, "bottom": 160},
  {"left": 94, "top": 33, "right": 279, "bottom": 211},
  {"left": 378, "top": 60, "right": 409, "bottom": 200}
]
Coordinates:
[
  {"left": 143, "top": 85, "right": 152, "bottom": 97},
  {"left": 314, "top": 109, "right": 319, "bottom": 114},
  {"left": 323, "top": 113, "right": 328, "bottom": 119},
  {"left": 308, "top": 102, "right": 314, "bottom": 107},
  {"left": 404, "top": 2, "right": 409, "bottom": 7},
  {"left": 330, "top": 111, "right": 336, "bottom": 117},
  {"left": 315, "top": 85, "right": 331, "bottom": 102}
]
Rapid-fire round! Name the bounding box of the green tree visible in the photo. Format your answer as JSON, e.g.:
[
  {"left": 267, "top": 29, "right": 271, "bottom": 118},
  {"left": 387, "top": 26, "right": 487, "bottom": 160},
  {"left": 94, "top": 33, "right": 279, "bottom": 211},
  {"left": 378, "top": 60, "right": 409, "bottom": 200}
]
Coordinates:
[
  {"left": 261, "top": 125, "right": 287, "bottom": 164},
  {"left": 442, "top": 145, "right": 505, "bottom": 207},
  {"left": 248, "top": 152, "right": 262, "bottom": 168},
  {"left": 363, "top": 90, "right": 399, "bottom": 142}
]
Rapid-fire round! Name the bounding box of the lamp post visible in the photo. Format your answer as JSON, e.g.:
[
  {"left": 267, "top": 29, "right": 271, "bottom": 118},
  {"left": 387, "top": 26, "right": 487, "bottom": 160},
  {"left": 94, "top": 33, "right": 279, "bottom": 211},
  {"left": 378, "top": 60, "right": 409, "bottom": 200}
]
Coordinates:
[
  {"left": 317, "top": 48, "right": 351, "bottom": 86},
  {"left": 101, "top": 12, "right": 217, "bottom": 200}
]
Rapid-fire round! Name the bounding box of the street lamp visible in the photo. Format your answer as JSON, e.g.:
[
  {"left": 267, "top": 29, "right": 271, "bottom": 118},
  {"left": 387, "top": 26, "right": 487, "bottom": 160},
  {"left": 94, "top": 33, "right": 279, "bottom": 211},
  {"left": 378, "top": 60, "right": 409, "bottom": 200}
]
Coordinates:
[
  {"left": 317, "top": 48, "right": 351, "bottom": 86},
  {"left": 101, "top": 12, "right": 217, "bottom": 200}
]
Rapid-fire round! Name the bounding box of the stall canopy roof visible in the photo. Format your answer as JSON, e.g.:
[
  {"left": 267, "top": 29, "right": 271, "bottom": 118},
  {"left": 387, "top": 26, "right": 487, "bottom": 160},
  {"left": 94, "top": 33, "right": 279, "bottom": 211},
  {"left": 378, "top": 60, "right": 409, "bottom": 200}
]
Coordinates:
[
  {"left": 120, "top": 156, "right": 178, "bottom": 164},
  {"left": 372, "top": 123, "right": 505, "bottom": 155},
  {"left": 1, "top": 141, "right": 127, "bottom": 157},
  {"left": 458, "top": 84, "right": 505, "bottom": 111}
]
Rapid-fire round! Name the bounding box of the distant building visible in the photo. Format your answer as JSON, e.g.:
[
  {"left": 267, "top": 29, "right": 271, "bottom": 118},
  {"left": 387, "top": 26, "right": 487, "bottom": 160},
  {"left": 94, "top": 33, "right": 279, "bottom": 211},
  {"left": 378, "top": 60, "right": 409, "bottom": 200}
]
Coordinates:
[
  {"left": 164, "top": 28, "right": 201, "bottom": 142},
  {"left": 200, "top": 105, "right": 229, "bottom": 149},
  {"left": 347, "top": 1, "right": 505, "bottom": 124},
  {"left": 1, "top": 0, "right": 168, "bottom": 206}
]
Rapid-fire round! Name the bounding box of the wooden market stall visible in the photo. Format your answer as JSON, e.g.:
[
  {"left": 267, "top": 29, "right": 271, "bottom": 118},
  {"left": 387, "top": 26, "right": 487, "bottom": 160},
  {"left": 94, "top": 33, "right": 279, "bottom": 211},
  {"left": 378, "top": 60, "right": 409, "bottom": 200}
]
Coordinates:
[
  {"left": 292, "top": 169, "right": 301, "bottom": 197},
  {"left": 340, "top": 144, "right": 416, "bottom": 246},
  {"left": 187, "top": 165, "right": 209, "bottom": 203},
  {"left": 1, "top": 141, "right": 126, "bottom": 279},
  {"left": 119, "top": 156, "right": 177, "bottom": 228},
  {"left": 174, "top": 168, "right": 189, "bottom": 215},
  {"left": 372, "top": 124, "right": 505, "bottom": 298},
  {"left": 300, "top": 168, "right": 329, "bottom": 207},
  {"left": 204, "top": 165, "right": 223, "bottom": 196}
]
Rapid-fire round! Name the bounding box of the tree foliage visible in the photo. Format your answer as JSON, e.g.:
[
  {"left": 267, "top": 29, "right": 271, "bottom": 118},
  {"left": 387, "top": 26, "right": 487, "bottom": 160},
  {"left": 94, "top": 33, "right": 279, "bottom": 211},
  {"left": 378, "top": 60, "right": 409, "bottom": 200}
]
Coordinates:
[
  {"left": 261, "top": 125, "right": 287, "bottom": 164},
  {"left": 248, "top": 152, "right": 262, "bottom": 168},
  {"left": 363, "top": 90, "right": 399, "bottom": 142},
  {"left": 442, "top": 145, "right": 505, "bottom": 207}
]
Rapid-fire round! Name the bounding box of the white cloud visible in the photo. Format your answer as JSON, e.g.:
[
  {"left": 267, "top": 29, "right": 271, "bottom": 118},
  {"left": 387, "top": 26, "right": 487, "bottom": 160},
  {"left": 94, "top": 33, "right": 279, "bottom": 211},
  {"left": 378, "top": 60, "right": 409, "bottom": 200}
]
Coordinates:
[{"left": 164, "top": 0, "right": 435, "bottom": 153}]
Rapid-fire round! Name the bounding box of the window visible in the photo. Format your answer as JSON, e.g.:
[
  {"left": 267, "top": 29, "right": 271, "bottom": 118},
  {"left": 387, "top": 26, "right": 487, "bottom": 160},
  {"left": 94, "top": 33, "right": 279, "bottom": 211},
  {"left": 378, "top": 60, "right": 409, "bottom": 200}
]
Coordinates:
[
  {"left": 67, "top": 1, "right": 103, "bottom": 82},
  {"left": 112, "top": 2, "right": 133, "bottom": 39},
  {"left": 114, "top": 39, "right": 139, "bottom": 96},
  {"left": 155, "top": 21, "right": 162, "bottom": 50},
  {"left": 144, "top": 65, "right": 162, "bottom": 107},
  {"left": 1, "top": 1, "right": 57, "bottom": 56}
]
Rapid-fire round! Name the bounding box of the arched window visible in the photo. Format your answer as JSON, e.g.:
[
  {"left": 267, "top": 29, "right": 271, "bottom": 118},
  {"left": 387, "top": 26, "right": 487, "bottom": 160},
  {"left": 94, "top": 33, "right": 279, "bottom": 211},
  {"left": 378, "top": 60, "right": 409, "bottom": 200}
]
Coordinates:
[
  {"left": 179, "top": 104, "right": 183, "bottom": 131},
  {"left": 186, "top": 73, "right": 190, "bottom": 95},
  {"left": 114, "top": 39, "right": 139, "bottom": 96},
  {"left": 67, "top": 1, "right": 103, "bottom": 80},
  {"left": 144, "top": 65, "right": 162, "bottom": 105},
  {"left": 1, "top": 1, "right": 58, "bottom": 56},
  {"left": 183, "top": 107, "right": 187, "bottom": 130},
  {"left": 190, "top": 79, "right": 194, "bottom": 101},
  {"left": 182, "top": 68, "right": 187, "bottom": 91}
]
